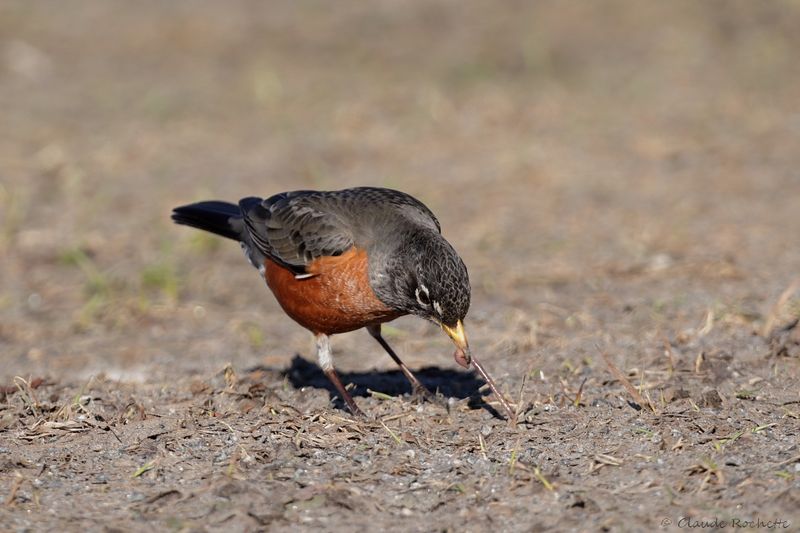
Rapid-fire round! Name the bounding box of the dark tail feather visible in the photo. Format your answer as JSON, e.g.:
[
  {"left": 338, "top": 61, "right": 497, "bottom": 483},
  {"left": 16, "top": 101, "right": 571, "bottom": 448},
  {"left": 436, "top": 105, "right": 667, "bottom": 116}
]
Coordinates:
[{"left": 171, "top": 201, "right": 243, "bottom": 241}]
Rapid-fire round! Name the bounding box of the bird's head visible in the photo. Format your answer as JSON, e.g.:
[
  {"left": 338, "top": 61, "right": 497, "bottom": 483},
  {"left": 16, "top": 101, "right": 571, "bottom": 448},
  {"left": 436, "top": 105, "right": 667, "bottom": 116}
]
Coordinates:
[
  {"left": 371, "top": 228, "right": 517, "bottom": 419},
  {"left": 375, "top": 230, "right": 472, "bottom": 366}
]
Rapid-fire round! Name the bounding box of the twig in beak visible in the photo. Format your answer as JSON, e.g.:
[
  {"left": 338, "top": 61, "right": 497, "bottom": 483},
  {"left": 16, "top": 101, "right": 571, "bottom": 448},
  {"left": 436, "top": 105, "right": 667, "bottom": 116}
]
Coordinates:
[{"left": 471, "top": 355, "right": 516, "bottom": 422}]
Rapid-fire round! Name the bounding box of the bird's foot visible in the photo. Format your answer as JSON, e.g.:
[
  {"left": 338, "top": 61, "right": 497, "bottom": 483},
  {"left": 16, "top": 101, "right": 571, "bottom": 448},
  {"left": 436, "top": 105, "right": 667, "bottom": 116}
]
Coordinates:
[
  {"left": 409, "top": 384, "right": 450, "bottom": 409},
  {"left": 410, "top": 384, "right": 434, "bottom": 403},
  {"left": 343, "top": 397, "right": 366, "bottom": 418}
]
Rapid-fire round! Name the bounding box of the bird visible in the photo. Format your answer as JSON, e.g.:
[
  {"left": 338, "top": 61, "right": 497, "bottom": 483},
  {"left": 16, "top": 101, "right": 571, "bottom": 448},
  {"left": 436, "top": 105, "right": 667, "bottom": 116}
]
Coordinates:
[{"left": 172, "top": 187, "right": 514, "bottom": 418}]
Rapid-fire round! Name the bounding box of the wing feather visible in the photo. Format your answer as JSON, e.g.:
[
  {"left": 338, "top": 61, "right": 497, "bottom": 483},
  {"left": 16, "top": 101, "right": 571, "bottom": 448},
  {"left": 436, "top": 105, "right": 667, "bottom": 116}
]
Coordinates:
[{"left": 239, "top": 193, "right": 354, "bottom": 272}]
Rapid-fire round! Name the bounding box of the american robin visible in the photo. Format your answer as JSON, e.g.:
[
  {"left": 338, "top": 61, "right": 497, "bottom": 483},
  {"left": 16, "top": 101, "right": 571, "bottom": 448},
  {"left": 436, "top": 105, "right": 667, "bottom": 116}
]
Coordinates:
[{"left": 172, "top": 187, "right": 514, "bottom": 418}]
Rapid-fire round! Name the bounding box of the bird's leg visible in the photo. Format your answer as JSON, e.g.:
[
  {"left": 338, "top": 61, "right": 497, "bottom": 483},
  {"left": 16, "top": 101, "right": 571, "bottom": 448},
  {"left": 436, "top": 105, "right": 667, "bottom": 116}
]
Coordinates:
[
  {"left": 316, "top": 334, "right": 364, "bottom": 416},
  {"left": 367, "top": 324, "right": 433, "bottom": 400}
]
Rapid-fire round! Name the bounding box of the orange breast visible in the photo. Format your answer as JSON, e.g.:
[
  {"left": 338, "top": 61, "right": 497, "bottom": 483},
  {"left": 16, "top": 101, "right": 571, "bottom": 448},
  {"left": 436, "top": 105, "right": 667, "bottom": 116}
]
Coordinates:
[{"left": 264, "top": 247, "right": 403, "bottom": 334}]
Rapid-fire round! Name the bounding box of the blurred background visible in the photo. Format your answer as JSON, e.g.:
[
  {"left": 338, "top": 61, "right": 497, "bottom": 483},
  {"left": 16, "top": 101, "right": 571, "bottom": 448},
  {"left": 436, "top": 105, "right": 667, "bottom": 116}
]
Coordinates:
[{"left": 2, "top": 1, "right": 799, "bottom": 382}]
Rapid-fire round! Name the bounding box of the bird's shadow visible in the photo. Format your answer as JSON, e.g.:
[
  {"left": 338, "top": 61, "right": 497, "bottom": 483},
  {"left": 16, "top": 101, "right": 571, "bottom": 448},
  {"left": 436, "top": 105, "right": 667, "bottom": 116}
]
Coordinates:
[{"left": 278, "top": 355, "right": 497, "bottom": 416}]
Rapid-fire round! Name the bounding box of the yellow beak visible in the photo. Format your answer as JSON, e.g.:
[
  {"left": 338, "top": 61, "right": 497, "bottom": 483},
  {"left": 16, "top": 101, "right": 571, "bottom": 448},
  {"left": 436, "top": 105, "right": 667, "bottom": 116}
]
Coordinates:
[{"left": 442, "top": 320, "right": 471, "bottom": 367}]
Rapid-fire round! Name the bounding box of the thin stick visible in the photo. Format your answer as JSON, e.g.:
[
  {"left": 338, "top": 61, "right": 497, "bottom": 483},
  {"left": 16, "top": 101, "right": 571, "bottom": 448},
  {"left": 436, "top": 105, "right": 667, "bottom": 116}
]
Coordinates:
[
  {"left": 515, "top": 371, "right": 528, "bottom": 420},
  {"left": 379, "top": 420, "right": 402, "bottom": 445},
  {"left": 478, "top": 433, "right": 488, "bottom": 461},
  {"left": 471, "top": 355, "right": 516, "bottom": 421},
  {"left": 5, "top": 475, "right": 23, "bottom": 506},
  {"left": 762, "top": 278, "right": 800, "bottom": 337},
  {"left": 601, "top": 352, "right": 646, "bottom": 408},
  {"left": 533, "top": 466, "right": 555, "bottom": 491},
  {"left": 574, "top": 377, "right": 587, "bottom": 407}
]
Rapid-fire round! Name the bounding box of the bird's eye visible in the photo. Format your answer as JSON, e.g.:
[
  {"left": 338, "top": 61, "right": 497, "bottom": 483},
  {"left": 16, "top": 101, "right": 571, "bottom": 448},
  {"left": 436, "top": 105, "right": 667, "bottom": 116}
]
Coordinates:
[{"left": 415, "top": 285, "right": 430, "bottom": 306}]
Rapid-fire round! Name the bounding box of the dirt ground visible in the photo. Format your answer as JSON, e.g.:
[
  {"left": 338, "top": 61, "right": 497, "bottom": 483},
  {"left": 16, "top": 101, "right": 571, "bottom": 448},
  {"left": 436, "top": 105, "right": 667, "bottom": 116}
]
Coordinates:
[{"left": 2, "top": 1, "right": 800, "bottom": 531}]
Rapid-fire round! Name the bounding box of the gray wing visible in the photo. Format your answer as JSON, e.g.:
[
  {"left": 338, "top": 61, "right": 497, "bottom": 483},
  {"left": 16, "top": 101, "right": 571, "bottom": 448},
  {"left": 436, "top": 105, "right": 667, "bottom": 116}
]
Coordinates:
[
  {"left": 239, "top": 187, "right": 440, "bottom": 274},
  {"left": 239, "top": 192, "right": 354, "bottom": 273}
]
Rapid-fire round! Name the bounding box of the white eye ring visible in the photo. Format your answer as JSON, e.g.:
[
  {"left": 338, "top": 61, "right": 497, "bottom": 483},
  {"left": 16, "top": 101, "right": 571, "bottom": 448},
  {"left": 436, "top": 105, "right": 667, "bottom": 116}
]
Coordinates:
[{"left": 415, "top": 285, "right": 430, "bottom": 306}]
